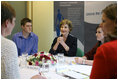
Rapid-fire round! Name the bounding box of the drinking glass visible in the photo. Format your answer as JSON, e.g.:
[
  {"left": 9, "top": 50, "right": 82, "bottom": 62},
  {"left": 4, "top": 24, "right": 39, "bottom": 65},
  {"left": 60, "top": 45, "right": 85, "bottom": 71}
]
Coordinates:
[
  {"left": 20, "top": 52, "right": 28, "bottom": 68},
  {"left": 42, "top": 62, "right": 50, "bottom": 72},
  {"left": 57, "top": 53, "right": 64, "bottom": 64}
]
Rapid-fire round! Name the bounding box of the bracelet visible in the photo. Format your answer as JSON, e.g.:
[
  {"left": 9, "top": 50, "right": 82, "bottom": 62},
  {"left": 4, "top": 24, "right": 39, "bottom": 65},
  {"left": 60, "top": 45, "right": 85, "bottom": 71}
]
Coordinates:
[{"left": 82, "top": 59, "right": 86, "bottom": 65}]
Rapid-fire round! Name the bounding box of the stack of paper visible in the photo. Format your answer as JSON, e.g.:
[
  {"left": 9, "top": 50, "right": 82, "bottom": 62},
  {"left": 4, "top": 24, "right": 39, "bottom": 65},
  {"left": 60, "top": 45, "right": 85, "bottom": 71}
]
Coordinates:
[{"left": 68, "top": 64, "right": 92, "bottom": 76}]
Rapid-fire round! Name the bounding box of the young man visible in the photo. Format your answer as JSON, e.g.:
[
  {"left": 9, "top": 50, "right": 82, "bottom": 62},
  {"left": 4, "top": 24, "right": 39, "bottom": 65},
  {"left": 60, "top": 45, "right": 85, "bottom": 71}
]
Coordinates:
[{"left": 12, "top": 18, "right": 38, "bottom": 56}]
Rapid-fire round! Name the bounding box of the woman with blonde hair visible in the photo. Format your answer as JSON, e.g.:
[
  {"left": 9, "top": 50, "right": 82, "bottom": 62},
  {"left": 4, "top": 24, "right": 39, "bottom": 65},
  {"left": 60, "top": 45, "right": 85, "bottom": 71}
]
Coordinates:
[{"left": 49, "top": 19, "right": 77, "bottom": 57}]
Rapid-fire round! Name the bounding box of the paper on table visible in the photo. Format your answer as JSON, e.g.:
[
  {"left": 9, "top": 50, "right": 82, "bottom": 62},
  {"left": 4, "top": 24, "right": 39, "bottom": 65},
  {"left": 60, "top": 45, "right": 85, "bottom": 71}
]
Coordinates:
[
  {"left": 62, "top": 70, "right": 88, "bottom": 79},
  {"left": 68, "top": 64, "right": 92, "bottom": 76}
]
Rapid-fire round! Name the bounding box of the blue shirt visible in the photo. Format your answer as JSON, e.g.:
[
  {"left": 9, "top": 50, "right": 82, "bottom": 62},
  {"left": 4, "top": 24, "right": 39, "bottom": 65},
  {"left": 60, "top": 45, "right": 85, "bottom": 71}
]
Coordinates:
[{"left": 12, "top": 32, "right": 38, "bottom": 56}]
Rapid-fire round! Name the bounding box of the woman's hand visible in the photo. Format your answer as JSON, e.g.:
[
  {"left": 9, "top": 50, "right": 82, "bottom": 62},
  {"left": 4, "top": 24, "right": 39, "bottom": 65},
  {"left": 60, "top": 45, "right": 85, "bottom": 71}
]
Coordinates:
[
  {"left": 31, "top": 74, "right": 46, "bottom": 79},
  {"left": 82, "top": 56, "right": 87, "bottom": 60},
  {"left": 75, "top": 57, "right": 85, "bottom": 64},
  {"left": 75, "top": 57, "right": 93, "bottom": 66},
  {"left": 57, "top": 37, "right": 64, "bottom": 44}
]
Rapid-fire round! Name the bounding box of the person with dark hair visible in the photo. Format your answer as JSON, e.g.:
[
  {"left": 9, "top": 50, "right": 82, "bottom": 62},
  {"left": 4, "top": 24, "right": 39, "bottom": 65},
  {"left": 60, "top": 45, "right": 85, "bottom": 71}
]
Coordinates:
[
  {"left": 1, "top": 1, "right": 19, "bottom": 79},
  {"left": 49, "top": 19, "right": 77, "bottom": 57},
  {"left": 90, "top": 3, "right": 117, "bottom": 79},
  {"left": 75, "top": 26, "right": 104, "bottom": 66},
  {"left": 12, "top": 18, "right": 38, "bottom": 56},
  {"left": 1, "top": 2, "right": 45, "bottom": 79}
]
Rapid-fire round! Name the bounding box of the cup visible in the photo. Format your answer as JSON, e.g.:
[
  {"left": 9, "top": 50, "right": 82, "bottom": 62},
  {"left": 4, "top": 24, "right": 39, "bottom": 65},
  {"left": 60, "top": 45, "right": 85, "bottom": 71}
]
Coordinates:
[
  {"left": 20, "top": 52, "right": 28, "bottom": 68},
  {"left": 42, "top": 63, "right": 50, "bottom": 72},
  {"left": 57, "top": 53, "right": 64, "bottom": 64},
  {"left": 22, "top": 52, "right": 28, "bottom": 57}
]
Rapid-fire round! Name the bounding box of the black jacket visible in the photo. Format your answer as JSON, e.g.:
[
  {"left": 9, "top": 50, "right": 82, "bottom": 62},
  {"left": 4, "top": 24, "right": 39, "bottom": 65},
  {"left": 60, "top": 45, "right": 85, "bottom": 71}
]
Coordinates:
[{"left": 49, "top": 34, "right": 77, "bottom": 57}]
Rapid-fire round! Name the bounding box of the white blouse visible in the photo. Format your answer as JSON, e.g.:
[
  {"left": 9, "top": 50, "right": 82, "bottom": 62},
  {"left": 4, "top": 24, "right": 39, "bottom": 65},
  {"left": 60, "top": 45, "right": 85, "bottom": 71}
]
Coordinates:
[{"left": 1, "top": 36, "right": 20, "bottom": 79}]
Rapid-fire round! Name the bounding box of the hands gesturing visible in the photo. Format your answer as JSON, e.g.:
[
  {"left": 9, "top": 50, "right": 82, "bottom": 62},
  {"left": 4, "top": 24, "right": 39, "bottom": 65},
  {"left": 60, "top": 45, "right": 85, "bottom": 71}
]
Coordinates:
[{"left": 57, "top": 37, "right": 64, "bottom": 44}]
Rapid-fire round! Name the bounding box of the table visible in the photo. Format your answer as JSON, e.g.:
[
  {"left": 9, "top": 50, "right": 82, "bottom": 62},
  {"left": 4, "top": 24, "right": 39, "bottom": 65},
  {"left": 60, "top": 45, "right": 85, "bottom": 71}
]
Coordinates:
[{"left": 20, "top": 57, "right": 92, "bottom": 79}]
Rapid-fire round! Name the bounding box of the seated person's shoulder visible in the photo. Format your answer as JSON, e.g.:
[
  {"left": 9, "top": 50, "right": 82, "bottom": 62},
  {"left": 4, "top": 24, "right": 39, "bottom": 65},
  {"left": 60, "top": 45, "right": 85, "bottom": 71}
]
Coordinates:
[
  {"left": 13, "top": 32, "right": 21, "bottom": 38},
  {"left": 2, "top": 37, "right": 16, "bottom": 48},
  {"left": 100, "top": 40, "right": 116, "bottom": 50},
  {"left": 69, "top": 34, "right": 77, "bottom": 40},
  {"left": 31, "top": 32, "right": 38, "bottom": 38}
]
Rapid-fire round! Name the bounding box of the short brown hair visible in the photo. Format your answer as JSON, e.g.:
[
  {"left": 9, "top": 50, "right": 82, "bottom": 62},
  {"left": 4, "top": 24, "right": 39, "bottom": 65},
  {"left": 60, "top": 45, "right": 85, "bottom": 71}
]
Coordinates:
[
  {"left": 21, "top": 18, "right": 32, "bottom": 26},
  {"left": 1, "top": 1, "right": 16, "bottom": 25},
  {"left": 59, "top": 19, "right": 73, "bottom": 32}
]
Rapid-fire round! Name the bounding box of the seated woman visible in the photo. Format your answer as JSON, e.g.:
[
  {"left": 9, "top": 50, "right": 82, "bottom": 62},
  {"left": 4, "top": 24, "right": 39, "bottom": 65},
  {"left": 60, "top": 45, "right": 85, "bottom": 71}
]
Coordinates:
[
  {"left": 90, "top": 3, "right": 117, "bottom": 79},
  {"left": 49, "top": 19, "right": 77, "bottom": 57},
  {"left": 75, "top": 26, "right": 104, "bottom": 66}
]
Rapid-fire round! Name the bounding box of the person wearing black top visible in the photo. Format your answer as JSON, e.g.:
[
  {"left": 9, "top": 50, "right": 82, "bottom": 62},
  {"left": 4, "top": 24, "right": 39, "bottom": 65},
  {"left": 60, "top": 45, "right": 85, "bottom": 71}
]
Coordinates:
[{"left": 49, "top": 19, "right": 77, "bottom": 57}]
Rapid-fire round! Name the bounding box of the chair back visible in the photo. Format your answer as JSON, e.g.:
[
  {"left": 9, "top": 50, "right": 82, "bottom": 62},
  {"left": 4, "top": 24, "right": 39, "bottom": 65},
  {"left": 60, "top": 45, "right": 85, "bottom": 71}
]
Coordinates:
[{"left": 76, "top": 48, "right": 84, "bottom": 57}]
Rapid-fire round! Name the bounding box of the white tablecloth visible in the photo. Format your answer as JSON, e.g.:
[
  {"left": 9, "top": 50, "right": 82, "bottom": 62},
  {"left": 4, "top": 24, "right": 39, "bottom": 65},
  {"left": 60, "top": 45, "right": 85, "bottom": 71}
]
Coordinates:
[
  {"left": 20, "top": 67, "right": 39, "bottom": 79},
  {"left": 19, "top": 57, "right": 92, "bottom": 79}
]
